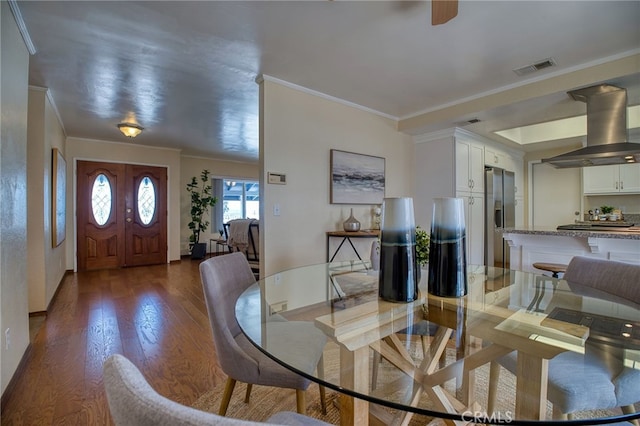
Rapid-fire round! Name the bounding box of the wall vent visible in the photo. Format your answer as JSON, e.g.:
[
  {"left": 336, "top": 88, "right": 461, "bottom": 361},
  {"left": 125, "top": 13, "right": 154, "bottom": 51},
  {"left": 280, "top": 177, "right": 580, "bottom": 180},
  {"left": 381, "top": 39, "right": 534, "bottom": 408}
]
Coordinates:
[{"left": 513, "top": 58, "right": 557, "bottom": 76}]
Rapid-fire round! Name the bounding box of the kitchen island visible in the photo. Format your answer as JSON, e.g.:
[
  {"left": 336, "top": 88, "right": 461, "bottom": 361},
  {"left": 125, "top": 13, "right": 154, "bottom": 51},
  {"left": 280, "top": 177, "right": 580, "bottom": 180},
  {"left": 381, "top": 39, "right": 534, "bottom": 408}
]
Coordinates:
[{"left": 502, "top": 227, "right": 640, "bottom": 272}]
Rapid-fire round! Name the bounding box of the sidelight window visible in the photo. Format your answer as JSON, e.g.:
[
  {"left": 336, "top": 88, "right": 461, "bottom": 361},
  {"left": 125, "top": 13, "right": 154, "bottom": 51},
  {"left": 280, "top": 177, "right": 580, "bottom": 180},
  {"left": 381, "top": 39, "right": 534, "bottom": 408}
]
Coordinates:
[
  {"left": 91, "top": 173, "right": 112, "bottom": 226},
  {"left": 137, "top": 176, "right": 156, "bottom": 225}
]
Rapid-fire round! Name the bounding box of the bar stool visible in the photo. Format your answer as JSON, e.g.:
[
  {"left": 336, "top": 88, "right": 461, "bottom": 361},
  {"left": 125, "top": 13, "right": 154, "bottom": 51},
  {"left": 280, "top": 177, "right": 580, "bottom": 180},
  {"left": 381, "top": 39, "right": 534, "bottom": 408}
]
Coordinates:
[
  {"left": 532, "top": 262, "right": 568, "bottom": 278},
  {"left": 528, "top": 262, "right": 568, "bottom": 312}
]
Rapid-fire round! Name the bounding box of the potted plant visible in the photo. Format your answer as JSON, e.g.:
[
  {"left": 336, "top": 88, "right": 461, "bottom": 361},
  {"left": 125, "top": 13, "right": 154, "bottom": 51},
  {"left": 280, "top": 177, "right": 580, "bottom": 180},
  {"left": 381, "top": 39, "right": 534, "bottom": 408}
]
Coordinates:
[
  {"left": 415, "top": 225, "right": 431, "bottom": 282},
  {"left": 186, "top": 169, "right": 217, "bottom": 259},
  {"left": 415, "top": 226, "right": 430, "bottom": 268}
]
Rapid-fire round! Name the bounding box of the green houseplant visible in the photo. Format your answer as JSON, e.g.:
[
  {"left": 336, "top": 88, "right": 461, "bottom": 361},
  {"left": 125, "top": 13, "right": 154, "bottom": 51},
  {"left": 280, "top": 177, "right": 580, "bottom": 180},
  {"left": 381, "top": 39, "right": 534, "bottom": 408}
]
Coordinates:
[
  {"left": 186, "top": 169, "right": 217, "bottom": 259},
  {"left": 600, "top": 205, "right": 614, "bottom": 215},
  {"left": 415, "top": 226, "right": 430, "bottom": 267}
]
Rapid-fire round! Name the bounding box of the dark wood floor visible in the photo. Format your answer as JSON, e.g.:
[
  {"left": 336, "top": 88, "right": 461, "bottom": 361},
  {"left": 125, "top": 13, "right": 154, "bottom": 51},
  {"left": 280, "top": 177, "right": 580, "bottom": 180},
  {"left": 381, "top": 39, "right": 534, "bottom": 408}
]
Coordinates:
[{"left": 1, "top": 258, "right": 226, "bottom": 425}]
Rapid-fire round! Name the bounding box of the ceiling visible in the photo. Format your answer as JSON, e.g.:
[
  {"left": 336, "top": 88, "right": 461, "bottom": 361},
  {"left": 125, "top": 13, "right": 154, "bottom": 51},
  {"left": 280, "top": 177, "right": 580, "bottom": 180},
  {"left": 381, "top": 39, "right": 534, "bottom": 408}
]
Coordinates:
[{"left": 15, "top": 1, "right": 640, "bottom": 163}]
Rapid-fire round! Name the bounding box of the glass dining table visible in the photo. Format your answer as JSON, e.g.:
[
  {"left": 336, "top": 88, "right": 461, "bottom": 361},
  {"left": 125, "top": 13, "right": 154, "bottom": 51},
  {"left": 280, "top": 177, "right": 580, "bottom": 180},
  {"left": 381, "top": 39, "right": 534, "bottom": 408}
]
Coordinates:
[{"left": 234, "top": 262, "right": 640, "bottom": 426}]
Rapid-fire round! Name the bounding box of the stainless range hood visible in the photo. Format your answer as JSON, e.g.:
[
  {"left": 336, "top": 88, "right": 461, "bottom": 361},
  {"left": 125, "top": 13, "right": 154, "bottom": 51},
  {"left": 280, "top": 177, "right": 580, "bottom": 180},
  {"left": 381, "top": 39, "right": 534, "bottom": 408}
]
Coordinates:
[{"left": 542, "top": 84, "right": 640, "bottom": 168}]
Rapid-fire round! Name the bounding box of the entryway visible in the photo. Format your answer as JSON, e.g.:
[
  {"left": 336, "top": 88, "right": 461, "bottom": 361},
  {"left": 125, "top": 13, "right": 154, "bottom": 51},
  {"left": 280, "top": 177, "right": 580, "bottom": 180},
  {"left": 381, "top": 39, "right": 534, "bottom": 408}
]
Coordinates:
[{"left": 77, "top": 161, "right": 167, "bottom": 271}]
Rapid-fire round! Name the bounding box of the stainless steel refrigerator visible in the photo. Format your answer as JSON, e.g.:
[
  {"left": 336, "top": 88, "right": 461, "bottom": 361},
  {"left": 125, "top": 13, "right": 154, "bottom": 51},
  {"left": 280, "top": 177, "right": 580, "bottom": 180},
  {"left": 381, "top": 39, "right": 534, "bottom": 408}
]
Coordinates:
[{"left": 485, "top": 167, "right": 515, "bottom": 269}]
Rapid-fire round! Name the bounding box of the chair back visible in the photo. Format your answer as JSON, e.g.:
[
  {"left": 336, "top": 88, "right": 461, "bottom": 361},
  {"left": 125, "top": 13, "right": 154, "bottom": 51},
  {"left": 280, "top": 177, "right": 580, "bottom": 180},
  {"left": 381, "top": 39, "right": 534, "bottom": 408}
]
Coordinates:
[
  {"left": 563, "top": 256, "right": 640, "bottom": 305},
  {"left": 199, "top": 253, "right": 260, "bottom": 380},
  {"left": 103, "top": 354, "right": 258, "bottom": 426},
  {"left": 246, "top": 221, "right": 259, "bottom": 262}
]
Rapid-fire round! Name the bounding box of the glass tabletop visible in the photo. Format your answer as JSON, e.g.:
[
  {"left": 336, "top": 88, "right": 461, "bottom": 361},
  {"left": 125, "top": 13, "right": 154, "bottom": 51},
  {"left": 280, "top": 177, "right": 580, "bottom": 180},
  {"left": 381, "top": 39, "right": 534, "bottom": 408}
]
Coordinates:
[{"left": 235, "top": 262, "right": 640, "bottom": 425}]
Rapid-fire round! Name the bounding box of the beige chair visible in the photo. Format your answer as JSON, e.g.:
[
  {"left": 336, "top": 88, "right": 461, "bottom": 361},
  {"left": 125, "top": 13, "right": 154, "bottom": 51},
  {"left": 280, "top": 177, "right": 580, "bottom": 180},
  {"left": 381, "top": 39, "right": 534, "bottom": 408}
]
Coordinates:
[
  {"left": 488, "top": 257, "right": 640, "bottom": 422},
  {"left": 103, "top": 354, "right": 331, "bottom": 426},
  {"left": 224, "top": 219, "right": 260, "bottom": 278},
  {"left": 200, "top": 253, "right": 327, "bottom": 416}
]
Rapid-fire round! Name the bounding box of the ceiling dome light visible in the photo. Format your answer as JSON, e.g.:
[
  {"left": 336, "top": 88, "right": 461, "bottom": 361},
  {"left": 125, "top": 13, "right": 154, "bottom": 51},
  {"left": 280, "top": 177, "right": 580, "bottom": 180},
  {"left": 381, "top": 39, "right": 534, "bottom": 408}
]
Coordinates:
[{"left": 117, "top": 122, "right": 143, "bottom": 138}]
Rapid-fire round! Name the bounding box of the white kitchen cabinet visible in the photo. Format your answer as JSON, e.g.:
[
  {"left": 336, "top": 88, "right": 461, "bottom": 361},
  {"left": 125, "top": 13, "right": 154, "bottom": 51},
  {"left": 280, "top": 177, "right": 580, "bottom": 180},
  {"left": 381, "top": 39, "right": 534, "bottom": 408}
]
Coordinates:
[
  {"left": 515, "top": 197, "right": 524, "bottom": 228},
  {"left": 583, "top": 164, "right": 640, "bottom": 194},
  {"left": 511, "top": 155, "right": 525, "bottom": 197},
  {"left": 485, "top": 147, "right": 508, "bottom": 168},
  {"left": 458, "top": 191, "right": 485, "bottom": 266},
  {"left": 455, "top": 139, "right": 484, "bottom": 194},
  {"left": 486, "top": 146, "right": 524, "bottom": 195},
  {"left": 416, "top": 129, "right": 524, "bottom": 268}
]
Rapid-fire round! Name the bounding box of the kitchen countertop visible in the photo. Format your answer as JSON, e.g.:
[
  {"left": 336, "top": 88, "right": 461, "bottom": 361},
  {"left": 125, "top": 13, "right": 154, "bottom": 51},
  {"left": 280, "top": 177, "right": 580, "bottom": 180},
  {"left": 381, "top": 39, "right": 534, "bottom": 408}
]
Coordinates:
[{"left": 501, "top": 226, "right": 640, "bottom": 240}]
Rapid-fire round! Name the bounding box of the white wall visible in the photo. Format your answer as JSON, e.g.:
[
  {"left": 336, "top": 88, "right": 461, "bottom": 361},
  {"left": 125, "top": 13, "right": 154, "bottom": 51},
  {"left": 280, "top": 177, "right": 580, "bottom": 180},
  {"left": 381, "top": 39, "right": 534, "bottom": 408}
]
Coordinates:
[
  {"left": 180, "top": 155, "right": 258, "bottom": 254},
  {"left": 1, "top": 1, "right": 30, "bottom": 393},
  {"left": 27, "top": 87, "right": 67, "bottom": 312},
  {"left": 66, "top": 137, "right": 182, "bottom": 265},
  {"left": 531, "top": 161, "right": 581, "bottom": 228},
  {"left": 413, "top": 134, "right": 456, "bottom": 228},
  {"left": 260, "top": 79, "right": 415, "bottom": 276}
]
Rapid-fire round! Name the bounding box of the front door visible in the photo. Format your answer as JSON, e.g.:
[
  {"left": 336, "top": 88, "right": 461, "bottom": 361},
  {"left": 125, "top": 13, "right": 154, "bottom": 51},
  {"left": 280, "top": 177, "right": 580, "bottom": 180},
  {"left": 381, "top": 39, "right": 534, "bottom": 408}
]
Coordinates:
[{"left": 77, "top": 161, "right": 167, "bottom": 271}]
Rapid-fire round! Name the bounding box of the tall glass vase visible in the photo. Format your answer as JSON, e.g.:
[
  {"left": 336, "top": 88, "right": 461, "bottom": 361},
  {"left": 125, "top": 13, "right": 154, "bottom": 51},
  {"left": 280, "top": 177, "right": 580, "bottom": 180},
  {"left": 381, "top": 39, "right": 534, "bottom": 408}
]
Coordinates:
[
  {"left": 379, "top": 197, "right": 418, "bottom": 302},
  {"left": 428, "top": 197, "right": 467, "bottom": 297}
]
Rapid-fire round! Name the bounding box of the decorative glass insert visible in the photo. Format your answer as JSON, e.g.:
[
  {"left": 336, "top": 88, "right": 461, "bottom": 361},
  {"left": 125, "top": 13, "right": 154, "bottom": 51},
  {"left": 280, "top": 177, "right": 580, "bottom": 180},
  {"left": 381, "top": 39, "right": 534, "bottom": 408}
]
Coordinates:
[
  {"left": 137, "top": 176, "right": 156, "bottom": 225},
  {"left": 91, "top": 174, "right": 112, "bottom": 226}
]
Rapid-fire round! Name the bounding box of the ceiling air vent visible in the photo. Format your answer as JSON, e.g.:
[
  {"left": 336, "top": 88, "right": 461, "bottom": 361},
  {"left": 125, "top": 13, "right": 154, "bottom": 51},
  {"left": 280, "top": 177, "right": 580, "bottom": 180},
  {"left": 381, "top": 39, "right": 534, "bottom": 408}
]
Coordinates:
[{"left": 513, "top": 58, "right": 557, "bottom": 76}]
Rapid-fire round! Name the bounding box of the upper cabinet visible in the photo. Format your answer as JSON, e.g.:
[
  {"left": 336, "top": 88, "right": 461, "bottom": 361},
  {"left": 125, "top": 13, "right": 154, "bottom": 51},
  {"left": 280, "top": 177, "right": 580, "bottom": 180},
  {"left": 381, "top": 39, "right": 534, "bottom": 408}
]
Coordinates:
[
  {"left": 455, "top": 139, "right": 484, "bottom": 194},
  {"left": 583, "top": 164, "right": 640, "bottom": 194},
  {"left": 484, "top": 147, "right": 508, "bottom": 169},
  {"left": 485, "top": 145, "right": 524, "bottom": 196}
]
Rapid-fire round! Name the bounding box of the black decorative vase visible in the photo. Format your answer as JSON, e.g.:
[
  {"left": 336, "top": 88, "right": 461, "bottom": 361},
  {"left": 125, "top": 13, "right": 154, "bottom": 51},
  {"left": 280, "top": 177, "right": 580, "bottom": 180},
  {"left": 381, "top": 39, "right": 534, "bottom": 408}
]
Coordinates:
[
  {"left": 428, "top": 198, "right": 468, "bottom": 298},
  {"left": 379, "top": 197, "right": 418, "bottom": 303}
]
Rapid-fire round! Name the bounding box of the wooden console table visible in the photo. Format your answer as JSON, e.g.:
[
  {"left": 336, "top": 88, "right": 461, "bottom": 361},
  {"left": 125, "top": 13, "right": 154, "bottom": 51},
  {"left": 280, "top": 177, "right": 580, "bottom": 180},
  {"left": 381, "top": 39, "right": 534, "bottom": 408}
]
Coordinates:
[{"left": 326, "top": 230, "right": 380, "bottom": 269}]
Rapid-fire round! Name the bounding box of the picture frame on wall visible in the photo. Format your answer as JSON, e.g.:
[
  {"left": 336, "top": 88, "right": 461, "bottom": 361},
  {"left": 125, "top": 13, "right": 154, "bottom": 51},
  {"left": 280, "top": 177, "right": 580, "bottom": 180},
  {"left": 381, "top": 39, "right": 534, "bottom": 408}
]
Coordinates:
[
  {"left": 330, "top": 149, "right": 385, "bottom": 204},
  {"left": 52, "top": 148, "right": 66, "bottom": 247}
]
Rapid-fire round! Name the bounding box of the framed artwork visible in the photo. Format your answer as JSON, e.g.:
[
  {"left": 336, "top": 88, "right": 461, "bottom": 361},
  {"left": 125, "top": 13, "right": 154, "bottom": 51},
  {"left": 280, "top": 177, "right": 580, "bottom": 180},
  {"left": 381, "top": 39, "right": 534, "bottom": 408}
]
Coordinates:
[
  {"left": 330, "top": 149, "right": 385, "bottom": 204},
  {"left": 52, "top": 148, "right": 66, "bottom": 247}
]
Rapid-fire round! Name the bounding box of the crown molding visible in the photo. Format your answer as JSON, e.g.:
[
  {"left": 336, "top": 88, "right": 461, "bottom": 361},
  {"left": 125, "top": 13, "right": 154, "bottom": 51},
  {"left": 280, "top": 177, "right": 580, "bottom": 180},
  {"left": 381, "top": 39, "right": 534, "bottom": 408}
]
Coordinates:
[
  {"left": 8, "top": 0, "right": 36, "bottom": 55},
  {"left": 258, "top": 74, "right": 397, "bottom": 121}
]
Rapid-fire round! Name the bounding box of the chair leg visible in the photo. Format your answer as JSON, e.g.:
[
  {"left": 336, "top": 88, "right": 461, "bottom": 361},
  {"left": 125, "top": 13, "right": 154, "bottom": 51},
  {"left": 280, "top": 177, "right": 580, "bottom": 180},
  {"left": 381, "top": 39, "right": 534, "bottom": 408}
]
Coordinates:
[
  {"left": 420, "top": 335, "right": 429, "bottom": 358},
  {"left": 622, "top": 405, "right": 639, "bottom": 426},
  {"left": 219, "top": 377, "right": 237, "bottom": 416},
  {"left": 371, "top": 351, "right": 382, "bottom": 390},
  {"left": 487, "top": 361, "right": 500, "bottom": 414},
  {"left": 552, "top": 405, "right": 568, "bottom": 420},
  {"left": 244, "top": 383, "right": 253, "bottom": 403},
  {"left": 296, "top": 389, "right": 306, "bottom": 415},
  {"left": 316, "top": 355, "right": 327, "bottom": 415}
]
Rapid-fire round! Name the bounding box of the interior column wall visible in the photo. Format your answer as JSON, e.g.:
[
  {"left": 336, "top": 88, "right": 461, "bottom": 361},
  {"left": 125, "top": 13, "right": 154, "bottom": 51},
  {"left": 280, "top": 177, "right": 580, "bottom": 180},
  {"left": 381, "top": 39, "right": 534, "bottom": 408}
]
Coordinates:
[
  {"left": 260, "top": 78, "right": 415, "bottom": 276},
  {"left": 1, "top": 1, "right": 31, "bottom": 394}
]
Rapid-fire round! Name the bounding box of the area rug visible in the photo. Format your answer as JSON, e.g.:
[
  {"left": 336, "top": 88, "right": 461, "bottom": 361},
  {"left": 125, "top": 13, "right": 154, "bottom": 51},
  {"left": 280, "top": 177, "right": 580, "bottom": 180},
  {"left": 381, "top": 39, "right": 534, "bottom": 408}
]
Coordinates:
[
  {"left": 193, "top": 340, "right": 634, "bottom": 425},
  {"left": 191, "top": 379, "right": 440, "bottom": 425}
]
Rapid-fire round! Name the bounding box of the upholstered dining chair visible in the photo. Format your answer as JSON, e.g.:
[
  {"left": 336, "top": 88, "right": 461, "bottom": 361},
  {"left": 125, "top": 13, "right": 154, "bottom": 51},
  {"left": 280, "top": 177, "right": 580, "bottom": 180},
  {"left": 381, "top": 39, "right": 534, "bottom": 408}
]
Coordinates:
[
  {"left": 488, "top": 256, "right": 640, "bottom": 422},
  {"left": 200, "top": 253, "right": 327, "bottom": 416},
  {"left": 103, "top": 354, "right": 331, "bottom": 426}
]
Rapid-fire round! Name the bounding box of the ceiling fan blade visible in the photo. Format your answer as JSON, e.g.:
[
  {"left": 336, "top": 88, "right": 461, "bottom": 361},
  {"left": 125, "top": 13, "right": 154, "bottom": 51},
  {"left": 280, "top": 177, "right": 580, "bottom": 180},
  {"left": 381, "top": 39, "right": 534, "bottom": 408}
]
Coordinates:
[{"left": 432, "top": 0, "right": 458, "bottom": 26}]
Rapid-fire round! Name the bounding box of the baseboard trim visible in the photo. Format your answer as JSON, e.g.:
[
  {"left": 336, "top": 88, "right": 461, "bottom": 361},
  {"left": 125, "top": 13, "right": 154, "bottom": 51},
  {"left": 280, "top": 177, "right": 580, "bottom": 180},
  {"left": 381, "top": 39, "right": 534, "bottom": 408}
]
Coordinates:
[
  {"left": 43, "top": 269, "right": 72, "bottom": 314},
  {"left": 0, "top": 342, "right": 33, "bottom": 416}
]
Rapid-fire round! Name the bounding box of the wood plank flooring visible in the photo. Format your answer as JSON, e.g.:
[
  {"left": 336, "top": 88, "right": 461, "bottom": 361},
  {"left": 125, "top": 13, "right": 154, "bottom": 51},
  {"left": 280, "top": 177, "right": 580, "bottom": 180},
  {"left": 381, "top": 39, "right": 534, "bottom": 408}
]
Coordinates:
[{"left": 1, "top": 259, "right": 226, "bottom": 425}]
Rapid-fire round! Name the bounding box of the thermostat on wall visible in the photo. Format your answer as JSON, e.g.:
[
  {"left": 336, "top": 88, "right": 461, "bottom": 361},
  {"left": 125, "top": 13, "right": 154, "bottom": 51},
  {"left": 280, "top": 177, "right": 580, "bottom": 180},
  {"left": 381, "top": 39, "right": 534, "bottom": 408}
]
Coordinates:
[{"left": 268, "top": 172, "right": 286, "bottom": 185}]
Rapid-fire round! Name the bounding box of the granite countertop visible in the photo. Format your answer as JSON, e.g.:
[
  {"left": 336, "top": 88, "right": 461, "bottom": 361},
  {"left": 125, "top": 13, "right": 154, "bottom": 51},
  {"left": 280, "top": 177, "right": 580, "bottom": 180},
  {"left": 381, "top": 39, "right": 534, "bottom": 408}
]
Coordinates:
[{"left": 501, "top": 227, "right": 640, "bottom": 240}]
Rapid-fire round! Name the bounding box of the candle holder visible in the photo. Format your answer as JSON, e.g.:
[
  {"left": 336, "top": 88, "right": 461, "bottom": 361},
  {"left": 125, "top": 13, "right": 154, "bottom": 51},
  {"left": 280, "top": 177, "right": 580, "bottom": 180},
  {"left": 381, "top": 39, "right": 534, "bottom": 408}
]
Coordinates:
[
  {"left": 428, "top": 197, "right": 467, "bottom": 298},
  {"left": 379, "top": 197, "right": 418, "bottom": 302}
]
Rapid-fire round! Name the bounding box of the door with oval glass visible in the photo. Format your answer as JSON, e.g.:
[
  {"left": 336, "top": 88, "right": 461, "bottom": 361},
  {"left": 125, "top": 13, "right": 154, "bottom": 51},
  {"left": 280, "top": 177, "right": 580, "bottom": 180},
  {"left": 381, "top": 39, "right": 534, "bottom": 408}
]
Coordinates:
[{"left": 77, "top": 161, "right": 167, "bottom": 271}]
